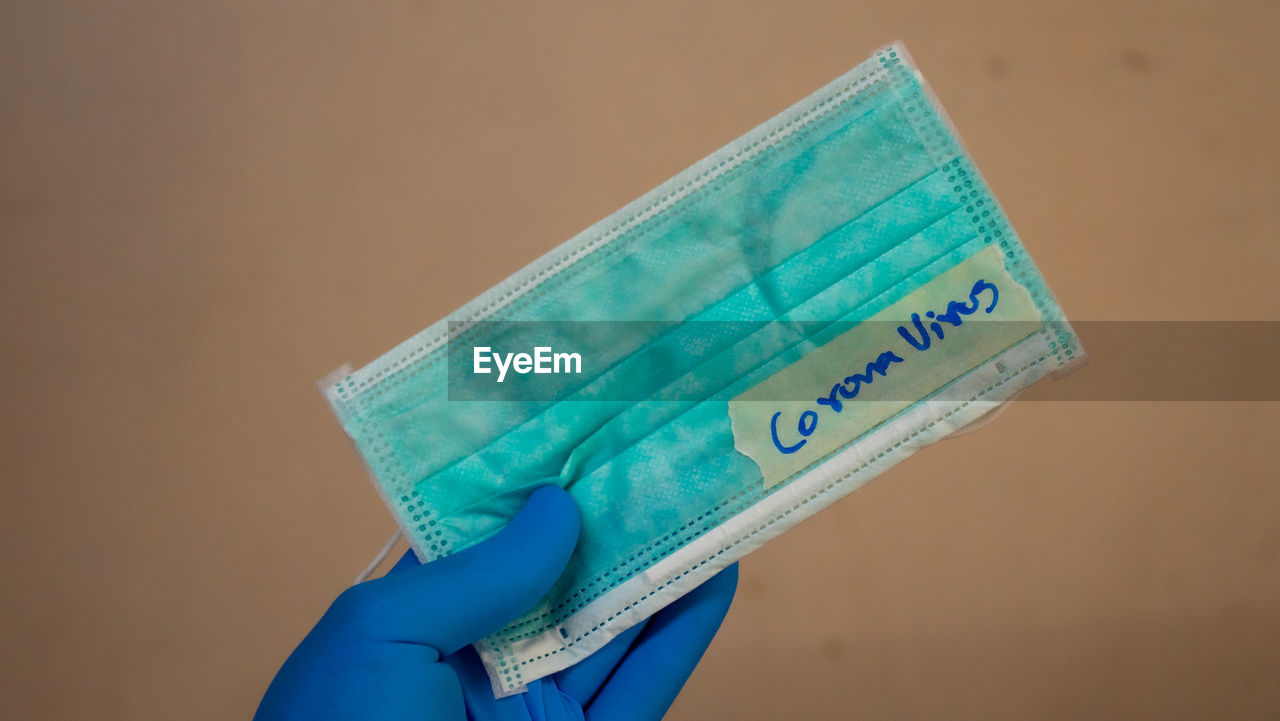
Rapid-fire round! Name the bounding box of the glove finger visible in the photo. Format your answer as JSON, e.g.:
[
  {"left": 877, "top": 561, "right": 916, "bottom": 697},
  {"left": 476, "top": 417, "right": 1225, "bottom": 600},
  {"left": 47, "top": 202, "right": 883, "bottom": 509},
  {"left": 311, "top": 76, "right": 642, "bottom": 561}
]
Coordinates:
[
  {"left": 552, "top": 618, "right": 649, "bottom": 705},
  {"left": 342, "top": 485, "right": 581, "bottom": 656},
  {"left": 585, "top": 564, "right": 738, "bottom": 721},
  {"left": 444, "top": 646, "right": 577, "bottom": 720}
]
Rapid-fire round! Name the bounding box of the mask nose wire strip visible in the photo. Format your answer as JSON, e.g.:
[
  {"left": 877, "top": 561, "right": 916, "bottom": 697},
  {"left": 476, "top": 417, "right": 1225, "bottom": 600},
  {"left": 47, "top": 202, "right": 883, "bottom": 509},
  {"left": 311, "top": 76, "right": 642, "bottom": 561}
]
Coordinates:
[{"left": 354, "top": 529, "right": 404, "bottom": 584}]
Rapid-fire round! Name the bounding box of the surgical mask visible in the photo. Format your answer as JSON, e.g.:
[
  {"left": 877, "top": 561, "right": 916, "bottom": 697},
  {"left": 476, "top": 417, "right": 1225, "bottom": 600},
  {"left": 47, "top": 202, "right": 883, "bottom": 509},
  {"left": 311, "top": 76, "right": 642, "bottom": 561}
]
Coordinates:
[{"left": 325, "top": 42, "right": 1083, "bottom": 696}]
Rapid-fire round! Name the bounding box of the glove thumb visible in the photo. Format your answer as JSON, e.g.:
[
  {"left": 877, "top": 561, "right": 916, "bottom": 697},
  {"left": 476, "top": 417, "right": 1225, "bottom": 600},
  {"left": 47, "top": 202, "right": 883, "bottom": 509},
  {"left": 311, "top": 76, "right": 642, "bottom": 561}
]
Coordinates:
[{"left": 334, "top": 485, "right": 580, "bottom": 658}]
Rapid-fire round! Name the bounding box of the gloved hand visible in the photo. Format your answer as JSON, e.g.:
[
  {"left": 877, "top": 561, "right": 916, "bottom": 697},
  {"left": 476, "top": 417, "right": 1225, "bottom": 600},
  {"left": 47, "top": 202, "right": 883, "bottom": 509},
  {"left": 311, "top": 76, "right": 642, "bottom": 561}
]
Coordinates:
[{"left": 255, "top": 486, "right": 738, "bottom": 720}]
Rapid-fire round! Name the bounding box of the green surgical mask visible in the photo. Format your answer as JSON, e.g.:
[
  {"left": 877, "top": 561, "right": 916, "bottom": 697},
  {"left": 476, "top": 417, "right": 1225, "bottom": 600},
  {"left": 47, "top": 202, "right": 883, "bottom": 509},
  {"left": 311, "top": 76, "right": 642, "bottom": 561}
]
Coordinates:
[{"left": 325, "top": 42, "right": 1083, "bottom": 696}]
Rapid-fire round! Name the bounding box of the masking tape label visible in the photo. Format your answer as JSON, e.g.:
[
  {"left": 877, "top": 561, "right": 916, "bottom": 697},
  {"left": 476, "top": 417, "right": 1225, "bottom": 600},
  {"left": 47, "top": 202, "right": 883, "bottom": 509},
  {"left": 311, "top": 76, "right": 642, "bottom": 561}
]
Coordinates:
[{"left": 729, "top": 244, "right": 1043, "bottom": 488}]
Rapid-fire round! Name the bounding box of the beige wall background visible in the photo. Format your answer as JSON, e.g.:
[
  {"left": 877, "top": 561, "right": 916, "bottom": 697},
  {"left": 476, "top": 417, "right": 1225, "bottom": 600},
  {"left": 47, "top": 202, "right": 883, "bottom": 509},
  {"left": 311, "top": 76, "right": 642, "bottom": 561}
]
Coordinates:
[{"left": 3, "top": 1, "right": 1278, "bottom": 718}]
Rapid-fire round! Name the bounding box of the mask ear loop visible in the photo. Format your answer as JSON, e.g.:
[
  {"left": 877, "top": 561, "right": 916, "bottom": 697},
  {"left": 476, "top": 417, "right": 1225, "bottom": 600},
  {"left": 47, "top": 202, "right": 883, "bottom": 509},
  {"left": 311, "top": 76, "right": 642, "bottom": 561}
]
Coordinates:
[
  {"left": 318, "top": 367, "right": 404, "bottom": 584},
  {"left": 354, "top": 529, "right": 403, "bottom": 584},
  {"left": 941, "top": 388, "right": 1024, "bottom": 440}
]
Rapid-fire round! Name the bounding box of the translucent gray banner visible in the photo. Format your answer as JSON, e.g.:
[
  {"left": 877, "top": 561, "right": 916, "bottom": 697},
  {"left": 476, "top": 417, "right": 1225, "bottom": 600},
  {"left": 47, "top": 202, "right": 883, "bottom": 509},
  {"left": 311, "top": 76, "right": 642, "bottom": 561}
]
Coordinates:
[{"left": 444, "top": 321, "right": 1280, "bottom": 402}]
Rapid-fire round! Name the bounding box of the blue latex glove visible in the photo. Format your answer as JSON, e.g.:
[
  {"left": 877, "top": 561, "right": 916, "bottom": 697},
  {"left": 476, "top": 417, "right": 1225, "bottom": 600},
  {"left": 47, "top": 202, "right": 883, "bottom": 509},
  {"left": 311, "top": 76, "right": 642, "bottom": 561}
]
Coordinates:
[{"left": 256, "top": 486, "right": 738, "bottom": 720}]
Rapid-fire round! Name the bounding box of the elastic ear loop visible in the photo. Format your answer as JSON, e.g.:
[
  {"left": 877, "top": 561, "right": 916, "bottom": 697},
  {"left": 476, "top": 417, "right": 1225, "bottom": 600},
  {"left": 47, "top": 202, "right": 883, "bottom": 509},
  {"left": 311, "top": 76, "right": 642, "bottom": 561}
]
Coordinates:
[
  {"left": 941, "top": 389, "right": 1023, "bottom": 440},
  {"left": 354, "top": 529, "right": 403, "bottom": 584},
  {"left": 317, "top": 368, "right": 404, "bottom": 585}
]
